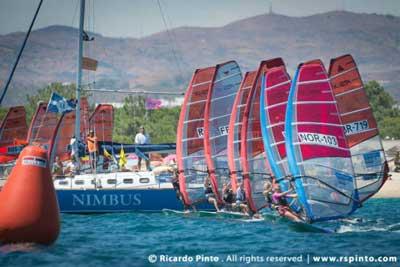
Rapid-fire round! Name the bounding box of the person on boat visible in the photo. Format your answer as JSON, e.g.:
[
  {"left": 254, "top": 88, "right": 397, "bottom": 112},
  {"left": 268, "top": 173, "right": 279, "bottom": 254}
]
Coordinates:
[
  {"left": 271, "top": 185, "right": 302, "bottom": 222},
  {"left": 52, "top": 156, "right": 64, "bottom": 177},
  {"left": 234, "top": 181, "right": 249, "bottom": 214},
  {"left": 135, "top": 126, "right": 151, "bottom": 171},
  {"left": 87, "top": 130, "right": 98, "bottom": 172},
  {"left": 65, "top": 157, "right": 78, "bottom": 177},
  {"left": 204, "top": 176, "right": 220, "bottom": 211},
  {"left": 262, "top": 181, "right": 274, "bottom": 209},
  {"left": 222, "top": 182, "right": 234, "bottom": 210}
]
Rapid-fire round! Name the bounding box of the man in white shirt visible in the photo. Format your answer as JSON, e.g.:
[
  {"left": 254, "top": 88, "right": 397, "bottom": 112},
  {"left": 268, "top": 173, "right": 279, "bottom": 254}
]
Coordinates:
[{"left": 135, "top": 126, "right": 150, "bottom": 171}]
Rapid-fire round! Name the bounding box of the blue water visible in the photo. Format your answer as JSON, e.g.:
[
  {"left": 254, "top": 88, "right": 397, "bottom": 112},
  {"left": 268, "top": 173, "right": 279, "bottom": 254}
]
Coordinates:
[{"left": 1, "top": 199, "right": 400, "bottom": 267}]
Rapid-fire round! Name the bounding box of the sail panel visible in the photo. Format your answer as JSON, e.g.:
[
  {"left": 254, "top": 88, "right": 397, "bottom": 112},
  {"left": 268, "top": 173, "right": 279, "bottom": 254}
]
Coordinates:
[
  {"left": 204, "top": 61, "right": 242, "bottom": 203},
  {"left": 241, "top": 58, "right": 285, "bottom": 212},
  {"left": 177, "top": 66, "right": 217, "bottom": 206},
  {"left": 89, "top": 104, "right": 114, "bottom": 142},
  {"left": 227, "top": 71, "right": 256, "bottom": 191},
  {"left": 0, "top": 106, "right": 28, "bottom": 147},
  {"left": 329, "top": 54, "right": 388, "bottom": 202},
  {"left": 285, "top": 60, "right": 358, "bottom": 222}
]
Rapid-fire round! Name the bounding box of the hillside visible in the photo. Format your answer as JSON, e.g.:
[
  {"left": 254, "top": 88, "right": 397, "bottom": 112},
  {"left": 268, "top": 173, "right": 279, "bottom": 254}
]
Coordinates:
[{"left": 1, "top": 11, "right": 400, "bottom": 105}]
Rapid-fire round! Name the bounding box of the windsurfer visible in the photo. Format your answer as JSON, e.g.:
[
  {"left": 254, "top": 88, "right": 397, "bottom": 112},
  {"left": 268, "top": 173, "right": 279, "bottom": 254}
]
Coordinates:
[
  {"left": 204, "top": 176, "right": 220, "bottom": 211},
  {"left": 271, "top": 185, "right": 302, "bottom": 222},
  {"left": 222, "top": 182, "right": 234, "bottom": 210},
  {"left": 234, "top": 181, "right": 249, "bottom": 214}
]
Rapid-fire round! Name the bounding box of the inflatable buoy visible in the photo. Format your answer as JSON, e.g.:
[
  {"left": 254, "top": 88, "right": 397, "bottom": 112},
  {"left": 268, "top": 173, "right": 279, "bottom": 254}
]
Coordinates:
[{"left": 0, "top": 146, "right": 60, "bottom": 245}]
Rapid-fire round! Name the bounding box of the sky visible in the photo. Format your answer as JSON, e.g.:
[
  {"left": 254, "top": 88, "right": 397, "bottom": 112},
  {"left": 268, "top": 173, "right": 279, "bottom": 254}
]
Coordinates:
[{"left": 0, "top": 0, "right": 399, "bottom": 38}]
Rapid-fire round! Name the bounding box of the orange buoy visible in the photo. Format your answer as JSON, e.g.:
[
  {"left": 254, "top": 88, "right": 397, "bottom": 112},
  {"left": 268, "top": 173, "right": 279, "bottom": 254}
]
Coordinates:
[{"left": 0, "top": 146, "right": 60, "bottom": 245}]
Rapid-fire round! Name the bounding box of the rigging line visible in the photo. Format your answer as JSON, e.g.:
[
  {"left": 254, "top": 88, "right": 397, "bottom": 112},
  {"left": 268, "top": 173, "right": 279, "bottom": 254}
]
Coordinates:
[
  {"left": 0, "top": 0, "right": 44, "bottom": 105},
  {"left": 156, "top": 0, "right": 184, "bottom": 79}
]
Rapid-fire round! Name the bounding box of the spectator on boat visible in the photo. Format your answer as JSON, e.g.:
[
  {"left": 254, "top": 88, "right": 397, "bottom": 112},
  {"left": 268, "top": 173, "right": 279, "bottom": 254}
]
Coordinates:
[
  {"left": 52, "top": 156, "right": 64, "bottom": 177},
  {"left": 204, "top": 176, "right": 220, "bottom": 212},
  {"left": 135, "top": 126, "right": 151, "bottom": 171},
  {"left": 65, "top": 158, "right": 78, "bottom": 177},
  {"left": 87, "top": 129, "right": 98, "bottom": 172},
  {"left": 235, "top": 181, "right": 249, "bottom": 214}
]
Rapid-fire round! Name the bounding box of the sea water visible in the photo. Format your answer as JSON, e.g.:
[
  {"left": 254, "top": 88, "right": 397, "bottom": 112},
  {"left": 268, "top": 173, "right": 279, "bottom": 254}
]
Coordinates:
[{"left": 1, "top": 198, "right": 399, "bottom": 267}]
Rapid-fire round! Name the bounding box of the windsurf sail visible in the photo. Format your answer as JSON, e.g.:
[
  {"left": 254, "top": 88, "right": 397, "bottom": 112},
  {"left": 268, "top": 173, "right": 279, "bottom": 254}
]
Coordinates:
[
  {"left": 260, "top": 66, "right": 294, "bottom": 196},
  {"left": 227, "top": 71, "right": 257, "bottom": 192},
  {"left": 241, "top": 58, "right": 285, "bottom": 213},
  {"left": 329, "top": 54, "right": 388, "bottom": 202},
  {"left": 204, "top": 61, "right": 242, "bottom": 203},
  {"left": 0, "top": 106, "right": 28, "bottom": 147},
  {"left": 27, "top": 102, "right": 59, "bottom": 152},
  {"left": 285, "top": 60, "right": 359, "bottom": 223},
  {"left": 177, "top": 66, "right": 217, "bottom": 206},
  {"left": 89, "top": 104, "right": 114, "bottom": 142}
]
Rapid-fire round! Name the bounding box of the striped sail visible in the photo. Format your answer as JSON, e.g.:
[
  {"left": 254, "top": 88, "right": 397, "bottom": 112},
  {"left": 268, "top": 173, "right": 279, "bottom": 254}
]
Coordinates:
[
  {"left": 177, "top": 66, "right": 217, "bottom": 206},
  {"left": 204, "top": 61, "right": 242, "bottom": 203},
  {"left": 0, "top": 106, "right": 27, "bottom": 147},
  {"left": 241, "top": 58, "right": 285, "bottom": 213},
  {"left": 227, "top": 71, "right": 256, "bottom": 192},
  {"left": 89, "top": 104, "right": 114, "bottom": 142},
  {"left": 27, "top": 102, "right": 59, "bottom": 153},
  {"left": 260, "top": 66, "right": 292, "bottom": 190},
  {"left": 329, "top": 54, "right": 388, "bottom": 202},
  {"left": 285, "top": 60, "right": 359, "bottom": 222}
]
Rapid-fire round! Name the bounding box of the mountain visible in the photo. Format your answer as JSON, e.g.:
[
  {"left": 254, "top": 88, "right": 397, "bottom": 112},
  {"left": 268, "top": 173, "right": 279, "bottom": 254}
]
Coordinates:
[{"left": 1, "top": 11, "right": 400, "bottom": 106}]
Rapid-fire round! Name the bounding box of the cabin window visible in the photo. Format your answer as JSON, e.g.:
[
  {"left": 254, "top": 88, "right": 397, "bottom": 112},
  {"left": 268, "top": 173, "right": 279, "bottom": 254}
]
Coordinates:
[
  {"left": 75, "top": 180, "right": 84, "bottom": 185},
  {"left": 107, "top": 179, "right": 117, "bottom": 184},
  {"left": 59, "top": 180, "right": 69, "bottom": 185},
  {"left": 139, "top": 178, "right": 150, "bottom": 183},
  {"left": 123, "top": 178, "right": 133, "bottom": 184}
]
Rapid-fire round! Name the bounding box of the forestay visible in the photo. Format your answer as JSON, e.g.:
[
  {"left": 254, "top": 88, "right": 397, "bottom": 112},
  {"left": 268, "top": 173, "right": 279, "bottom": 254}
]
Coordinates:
[
  {"left": 329, "top": 54, "right": 389, "bottom": 202},
  {"left": 285, "top": 60, "right": 359, "bottom": 223}
]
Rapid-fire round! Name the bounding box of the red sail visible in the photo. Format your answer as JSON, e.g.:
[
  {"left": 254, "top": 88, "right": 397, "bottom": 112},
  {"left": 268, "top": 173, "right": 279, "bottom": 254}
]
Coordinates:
[
  {"left": 27, "top": 102, "right": 59, "bottom": 153},
  {"left": 227, "top": 71, "right": 256, "bottom": 192},
  {"left": 176, "top": 66, "right": 217, "bottom": 206},
  {"left": 329, "top": 54, "right": 388, "bottom": 202},
  {"left": 0, "top": 106, "right": 28, "bottom": 147},
  {"left": 89, "top": 104, "right": 114, "bottom": 142},
  {"left": 241, "top": 58, "right": 285, "bottom": 213}
]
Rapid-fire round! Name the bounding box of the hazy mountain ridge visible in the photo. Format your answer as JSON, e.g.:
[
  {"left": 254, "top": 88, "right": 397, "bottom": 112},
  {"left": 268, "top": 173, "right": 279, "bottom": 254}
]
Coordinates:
[{"left": 1, "top": 11, "right": 400, "bottom": 106}]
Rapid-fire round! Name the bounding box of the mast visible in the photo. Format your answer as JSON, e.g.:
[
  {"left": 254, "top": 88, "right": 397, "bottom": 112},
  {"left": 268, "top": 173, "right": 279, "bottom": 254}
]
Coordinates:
[{"left": 75, "top": 0, "right": 85, "bottom": 142}]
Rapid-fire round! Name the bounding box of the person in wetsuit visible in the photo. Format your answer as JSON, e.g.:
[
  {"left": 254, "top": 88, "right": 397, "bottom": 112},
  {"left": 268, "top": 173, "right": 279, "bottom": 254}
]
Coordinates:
[
  {"left": 271, "top": 185, "right": 302, "bottom": 222},
  {"left": 234, "top": 181, "right": 249, "bottom": 214},
  {"left": 204, "top": 176, "right": 220, "bottom": 211},
  {"left": 222, "top": 182, "right": 235, "bottom": 210}
]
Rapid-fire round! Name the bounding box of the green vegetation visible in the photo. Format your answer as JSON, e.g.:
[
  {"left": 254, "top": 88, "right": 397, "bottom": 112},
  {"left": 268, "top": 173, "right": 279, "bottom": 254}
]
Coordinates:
[
  {"left": 365, "top": 81, "right": 400, "bottom": 139},
  {"left": 113, "top": 95, "right": 180, "bottom": 144},
  {"left": 0, "top": 80, "right": 398, "bottom": 141}
]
